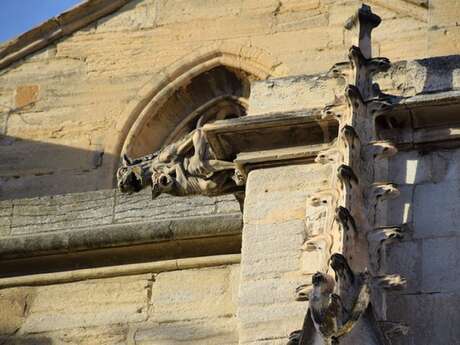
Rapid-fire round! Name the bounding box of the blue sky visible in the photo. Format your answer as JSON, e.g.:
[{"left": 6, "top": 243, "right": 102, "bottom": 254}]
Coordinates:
[{"left": 0, "top": 0, "right": 83, "bottom": 43}]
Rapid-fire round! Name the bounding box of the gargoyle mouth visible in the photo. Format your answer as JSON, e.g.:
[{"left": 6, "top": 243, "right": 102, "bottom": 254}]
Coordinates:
[{"left": 118, "top": 172, "right": 143, "bottom": 194}]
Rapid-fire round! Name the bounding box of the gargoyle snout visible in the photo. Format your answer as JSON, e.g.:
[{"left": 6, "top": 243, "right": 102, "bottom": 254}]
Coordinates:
[{"left": 312, "top": 272, "right": 325, "bottom": 286}]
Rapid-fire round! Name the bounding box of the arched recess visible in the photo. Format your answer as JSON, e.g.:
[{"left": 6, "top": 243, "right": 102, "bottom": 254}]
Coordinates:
[{"left": 104, "top": 43, "right": 288, "bottom": 180}]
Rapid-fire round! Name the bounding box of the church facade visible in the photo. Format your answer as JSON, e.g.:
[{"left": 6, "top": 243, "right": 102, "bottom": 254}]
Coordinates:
[{"left": 1, "top": 1, "right": 460, "bottom": 344}]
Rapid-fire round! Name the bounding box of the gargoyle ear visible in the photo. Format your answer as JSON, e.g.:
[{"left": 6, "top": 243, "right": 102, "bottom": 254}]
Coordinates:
[{"left": 122, "top": 154, "right": 132, "bottom": 166}]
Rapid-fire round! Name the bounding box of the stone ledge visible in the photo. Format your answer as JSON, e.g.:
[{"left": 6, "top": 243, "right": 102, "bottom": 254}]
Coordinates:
[
  {"left": 204, "top": 110, "right": 338, "bottom": 160},
  {"left": 0, "top": 213, "right": 242, "bottom": 260}
]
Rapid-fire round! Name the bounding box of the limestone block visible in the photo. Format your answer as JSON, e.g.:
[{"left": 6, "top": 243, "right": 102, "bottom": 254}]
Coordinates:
[
  {"left": 0, "top": 136, "right": 98, "bottom": 176},
  {"left": 154, "top": 12, "right": 273, "bottom": 43},
  {"left": 300, "top": 245, "right": 328, "bottom": 274},
  {"left": 421, "top": 237, "right": 460, "bottom": 293},
  {"left": 327, "top": 0, "right": 361, "bottom": 26},
  {"left": 134, "top": 318, "right": 238, "bottom": 345},
  {"left": 96, "top": 0, "right": 156, "bottom": 32},
  {"left": 17, "top": 325, "right": 128, "bottom": 345},
  {"left": 6, "top": 104, "right": 114, "bottom": 144},
  {"left": 375, "top": 184, "right": 414, "bottom": 227},
  {"left": 14, "top": 85, "right": 39, "bottom": 109},
  {"left": 238, "top": 275, "right": 306, "bottom": 306},
  {"left": 384, "top": 240, "right": 422, "bottom": 293},
  {"left": 1, "top": 58, "right": 85, "bottom": 86},
  {"left": 245, "top": 164, "right": 330, "bottom": 195},
  {"left": 239, "top": 164, "right": 329, "bottom": 344},
  {"left": 114, "top": 191, "right": 220, "bottom": 223},
  {"left": 248, "top": 75, "right": 344, "bottom": 115},
  {"left": 413, "top": 178, "right": 460, "bottom": 239},
  {"left": 241, "top": 221, "right": 304, "bottom": 279},
  {"left": 428, "top": 25, "right": 460, "bottom": 57},
  {"left": 0, "top": 288, "right": 29, "bottom": 336},
  {"left": 0, "top": 199, "right": 12, "bottom": 236},
  {"left": 237, "top": 303, "right": 305, "bottom": 343},
  {"left": 378, "top": 28, "right": 427, "bottom": 62},
  {"left": 11, "top": 190, "right": 115, "bottom": 235},
  {"left": 384, "top": 150, "right": 436, "bottom": 185},
  {"left": 244, "top": 190, "right": 308, "bottom": 224},
  {"left": 429, "top": 0, "right": 460, "bottom": 27},
  {"left": 273, "top": 10, "right": 327, "bottom": 34},
  {"left": 155, "top": 0, "right": 242, "bottom": 25},
  {"left": 386, "top": 292, "right": 460, "bottom": 345},
  {"left": 150, "top": 266, "right": 236, "bottom": 322},
  {"left": 0, "top": 167, "right": 112, "bottom": 201},
  {"left": 21, "top": 274, "right": 151, "bottom": 333}
]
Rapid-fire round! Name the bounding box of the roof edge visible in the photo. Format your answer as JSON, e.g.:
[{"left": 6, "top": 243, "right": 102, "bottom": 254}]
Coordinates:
[{"left": 0, "top": 0, "right": 132, "bottom": 71}]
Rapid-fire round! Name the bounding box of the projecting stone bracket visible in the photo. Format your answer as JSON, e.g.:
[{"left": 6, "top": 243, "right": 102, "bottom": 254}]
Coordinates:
[{"left": 367, "top": 225, "right": 406, "bottom": 273}]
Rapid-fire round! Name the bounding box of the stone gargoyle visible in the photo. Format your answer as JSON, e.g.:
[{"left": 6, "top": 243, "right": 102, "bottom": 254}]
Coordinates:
[
  {"left": 117, "top": 128, "right": 243, "bottom": 199},
  {"left": 288, "top": 254, "right": 391, "bottom": 345}
]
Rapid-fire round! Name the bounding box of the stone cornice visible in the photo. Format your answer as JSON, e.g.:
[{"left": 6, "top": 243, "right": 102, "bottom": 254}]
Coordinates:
[
  {"left": 0, "top": 0, "right": 132, "bottom": 71},
  {"left": 203, "top": 110, "right": 339, "bottom": 161},
  {"left": 377, "top": 91, "right": 460, "bottom": 147}
]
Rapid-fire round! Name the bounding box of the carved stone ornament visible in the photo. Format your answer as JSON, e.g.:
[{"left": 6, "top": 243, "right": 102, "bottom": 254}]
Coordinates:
[
  {"left": 117, "top": 128, "right": 243, "bottom": 199},
  {"left": 288, "top": 254, "right": 403, "bottom": 345}
]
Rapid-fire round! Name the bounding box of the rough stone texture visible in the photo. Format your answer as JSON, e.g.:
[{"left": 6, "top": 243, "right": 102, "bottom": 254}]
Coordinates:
[
  {"left": 0, "top": 0, "right": 446, "bottom": 200},
  {"left": 238, "top": 163, "right": 330, "bottom": 344},
  {"left": 133, "top": 265, "right": 239, "bottom": 345},
  {"left": 0, "top": 189, "right": 240, "bottom": 238},
  {"left": 21, "top": 274, "right": 150, "bottom": 333},
  {"left": 0, "top": 265, "right": 239, "bottom": 344},
  {"left": 1, "top": 1, "right": 460, "bottom": 345},
  {"left": 380, "top": 147, "right": 460, "bottom": 344}
]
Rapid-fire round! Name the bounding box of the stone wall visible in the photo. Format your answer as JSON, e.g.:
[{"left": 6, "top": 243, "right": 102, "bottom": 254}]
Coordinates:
[
  {"left": 0, "top": 0, "right": 454, "bottom": 200},
  {"left": 238, "top": 163, "right": 331, "bottom": 344},
  {"left": 0, "top": 190, "right": 241, "bottom": 276},
  {"left": 0, "top": 264, "right": 240, "bottom": 345},
  {"left": 378, "top": 147, "right": 460, "bottom": 345}
]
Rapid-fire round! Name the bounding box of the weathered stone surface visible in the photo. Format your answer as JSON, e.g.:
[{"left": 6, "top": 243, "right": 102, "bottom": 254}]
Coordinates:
[
  {"left": 21, "top": 274, "right": 151, "bottom": 333},
  {"left": 134, "top": 265, "right": 239, "bottom": 345},
  {"left": 0, "top": 288, "right": 29, "bottom": 336},
  {"left": 0, "top": 199, "right": 12, "bottom": 236},
  {"left": 387, "top": 292, "right": 460, "bottom": 345},
  {"left": 134, "top": 318, "right": 238, "bottom": 345},
  {"left": 384, "top": 240, "right": 422, "bottom": 293},
  {"left": 150, "top": 266, "right": 237, "bottom": 322},
  {"left": 115, "top": 191, "right": 233, "bottom": 223},
  {"left": 0, "top": 0, "right": 445, "bottom": 202},
  {"left": 239, "top": 164, "right": 329, "bottom": 344},
  {"left": 375, "top": 184, "right": 414, "bottom": 227},
  {"left": 3, "top": 325, "right": 128, "bottom": 345},
  {"left": 14, "top": 85, "right": 39, "bottom": 108},
  {"left": 11, "top": 190, "right": 115, "bottom": 235},
  {"left": 248, "top": 75, "right": 345, "bottom": 116},
  {"left": 96, "top": 0, "right": 157, "bottom": 32},
  {"left": 421, "top": 236, "right": 460, "bottom": 293}
]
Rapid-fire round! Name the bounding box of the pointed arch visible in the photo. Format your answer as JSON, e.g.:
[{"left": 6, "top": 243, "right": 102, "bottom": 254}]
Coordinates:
[{"left": 104, "top": 43, "right": 288, "bottom": 183}]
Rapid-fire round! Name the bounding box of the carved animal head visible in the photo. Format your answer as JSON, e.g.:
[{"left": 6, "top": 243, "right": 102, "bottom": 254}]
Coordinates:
[
  {"left": 312, "top": 272, "right": 335, "bottom": 295},
  {"left": 117, "top": 155, "right": 147, "bottom": 194},
  {"left": 151, "top": 170, "right": 175, "bottom": 199}
]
